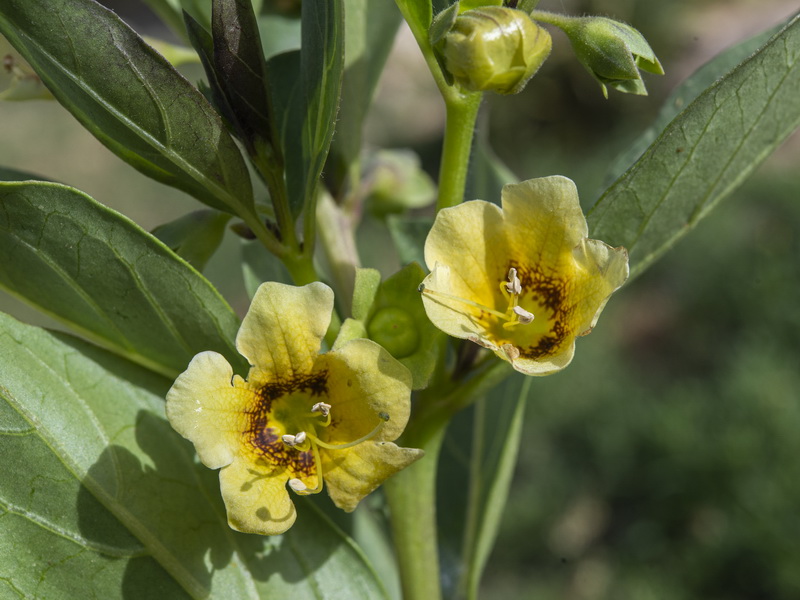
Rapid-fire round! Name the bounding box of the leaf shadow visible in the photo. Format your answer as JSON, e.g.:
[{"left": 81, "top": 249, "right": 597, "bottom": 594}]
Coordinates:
[{"left": 79, "top": 409, "right": 365, "bottom": 596}]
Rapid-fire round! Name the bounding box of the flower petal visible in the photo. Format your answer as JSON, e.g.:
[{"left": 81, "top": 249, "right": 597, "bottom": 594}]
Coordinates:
[
  {"left": 420, "top": 263, "right": 495, "bottom": 346},
  {"left": 502, "top": 176, "right": 588, "bottom": 269},
  {"left": 219, "top": 457, "right": 297, "bottom": 535},
  {"left": 322, "top": 441, "right": 424, "bottom": 512},
  {"left": 571, "top": 239, "right": 629, "bottom": 332},
  {"left": 318, "top": 338, "right": 412, "bottom": 443},
  {"left": 424, "top": 200, "right": 509, "bottom": 310},
  {"left": 166, "top": 351, "right": 249, "bottom": 469},
  {"left": 236, "top": 282, "right": 334, "bottom": 380},
  {"left": 512, "top": 341, "right": 575, "bottom": 376}
]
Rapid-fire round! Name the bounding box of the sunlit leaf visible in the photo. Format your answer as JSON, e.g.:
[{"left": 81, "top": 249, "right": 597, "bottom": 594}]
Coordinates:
[
  {"left": 588, "top": 13, "right": 800, "bottom": 278},
  {"left": 0, "top": 181, "right": 243, "bottom": 378},
  {"left": 0, "top": 0, "right": 254, "bottom": 216},
  {"left": 0, "top": 313, "right": 388, "bottom": 599},
  {"left": 603, "top": 19, "right": 787, "bottom": 187}
]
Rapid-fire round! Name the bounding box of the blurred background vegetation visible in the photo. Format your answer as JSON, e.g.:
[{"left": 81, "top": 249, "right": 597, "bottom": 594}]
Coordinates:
[{"left": 1, "top": 0, "right": 798, "bottom": 598}]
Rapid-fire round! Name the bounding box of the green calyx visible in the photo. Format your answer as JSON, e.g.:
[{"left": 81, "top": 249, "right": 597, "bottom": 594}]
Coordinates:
[
  {"left": 557, "top": 15, "right": 664, "bottom": 97},
  {"left": 367, "top": 307, "right": 420, "bottom": 359}
]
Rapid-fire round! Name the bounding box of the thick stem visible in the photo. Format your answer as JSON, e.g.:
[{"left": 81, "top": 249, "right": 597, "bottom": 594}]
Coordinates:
[
  {"left": 384, "top": 426, "right": 446, "bottom": 600},
  {"left": 436, "top": 93, "right": 483, "bottom": 212}
]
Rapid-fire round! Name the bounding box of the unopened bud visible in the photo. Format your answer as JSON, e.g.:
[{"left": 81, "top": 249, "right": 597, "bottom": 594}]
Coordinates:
[
  {"left": 559, "top": 16, "right": 663, "bottom": 98},
  {"left": 438, "top": 7, "right": 552, "bottom": 95}
]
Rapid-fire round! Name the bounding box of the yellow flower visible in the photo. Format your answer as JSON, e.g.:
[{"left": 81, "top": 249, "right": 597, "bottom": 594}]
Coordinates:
[
  {"left": 419, "top": 176, "right": 628, "bottom": 376},
  {"left": 166, "top": 282, "right": 422, "bottom": 535}
]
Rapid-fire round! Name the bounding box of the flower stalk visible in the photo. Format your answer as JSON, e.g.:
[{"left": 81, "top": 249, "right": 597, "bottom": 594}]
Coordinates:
[{"left": 436, "top": 92, "right": 483, "bottom": 212}]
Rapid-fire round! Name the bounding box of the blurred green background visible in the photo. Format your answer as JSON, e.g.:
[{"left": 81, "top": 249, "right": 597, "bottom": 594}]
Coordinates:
[{"left": 1, "top": 0, "right": 798, "bottom": 598}]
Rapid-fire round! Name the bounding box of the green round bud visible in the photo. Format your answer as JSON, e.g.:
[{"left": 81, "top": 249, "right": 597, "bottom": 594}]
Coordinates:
[
  {"left": 442, "top": 7, "right": 552, "bottom": 95},
  {"left": 367, "top": 307, "right": 419, "bottom": 359},
  {"left": 364, "top": 150, "right": 436, "bottom": 217},
  {"left": 560, "top": 16, "right": 663, "bottom": 98}
]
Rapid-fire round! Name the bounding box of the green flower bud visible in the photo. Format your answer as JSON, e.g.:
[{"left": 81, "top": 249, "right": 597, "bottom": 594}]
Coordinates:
[
  {"left": 439, "top": 7, "right": 552, "bottom": 95},
  {"left": 367, "top": 307, "right": 420, "bottom": 359},
  {"left": 364, "top": 150, "right": 436, "bottom": 217},
  {"left": 559, "top": 16, "right": 663, "bottom": 98}
]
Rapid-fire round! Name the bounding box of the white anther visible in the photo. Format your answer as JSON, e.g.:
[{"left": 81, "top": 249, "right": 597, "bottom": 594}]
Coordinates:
[
  {"left": 505, "top": 268, "right": 522, "bottom": 295},
  {"left": 311, "top": 402, "right": 331, "bottom": 417},
  {"left": 288, "top": 478, "right": 308, "bottom": 492},
  {"left": 294, "top": 431, "right": 307, "bottom": 445},
  {"left": 512, "top": 305, "right": 535, "bottom": 324},
  {"left": 281, "top": 434, "right": 297, "bottom": 446}
]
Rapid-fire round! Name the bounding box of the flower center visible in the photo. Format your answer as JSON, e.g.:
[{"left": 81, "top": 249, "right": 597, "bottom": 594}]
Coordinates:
[
  {"left": 419, "top": 267, "right": 535, "bottom": 329},
  {"left": 277, "top": 400, "right": 389, "bottom": 496}
]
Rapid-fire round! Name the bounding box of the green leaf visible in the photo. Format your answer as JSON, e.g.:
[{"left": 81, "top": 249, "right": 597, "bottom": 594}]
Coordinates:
[
  {"left": 352, "top": 267, "right": 381, "bottom": 321},
  {"left": 211, "top": 0, "right": 274, "bottom": 152},
  {"left": 0, "top": 0, "right": 254, "bottom": 216},
  {"left": 151, "top": 209, "right": 231, "bottom": 271},
  {"left": 327, "top": 0, "right": 402, "bottom": 189},
  {"left": 0, "top": 181, "right": 243, "bottom": 378},
  {"left": 184, "top": 9, "right": 241, "bottom": 132},
  {"left": 269, "top": 0, "right": 344, "bottom": 216},
  {"left": 588, "top": 13, "right": 800, "bottom": 278},
  {"left": 0, "top": 313, "right": 388, "bottom": 599},
  {"left": 603, "top": 19, "right": 787, "bottom": 188},
  {"left": 437, "top": 374, "right": 530, "bottom": 600}
]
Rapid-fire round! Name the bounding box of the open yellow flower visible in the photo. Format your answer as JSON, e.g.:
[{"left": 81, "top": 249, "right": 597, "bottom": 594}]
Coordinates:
[
  {"left": 166, "top": 282, "right": 422, "bottom": 535},
  {"left": 420, "top": 176, "right": 629, "bottom": 376}
]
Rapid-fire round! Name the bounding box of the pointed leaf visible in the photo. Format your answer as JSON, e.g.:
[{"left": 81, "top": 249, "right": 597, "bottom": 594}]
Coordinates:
[
  {"left": 212, "top": 0, "right": 274, "bottom": 151},
  {"left": 588, "top": 13, "right": 800, "bottom": 278},
  {"left": 0, "top": 0, "right": 254, "bottom": 215},
  {"left": 0, "top": 181, "right": 243, "bottom": 378},
  {"left": 0, "top": 313, "right": 388, "bottom": 599},
  {"left": 327, "top": 0, "right": 402, "bottom": 188},
  {"left": 603, "top": 19, "right": 787, "bottom": 188},
  {"left": 151, "top": 209, "right": 231, "bottom": 271},
  {"left": 269, "top": 0, "right": 344, "bottom": 216}
]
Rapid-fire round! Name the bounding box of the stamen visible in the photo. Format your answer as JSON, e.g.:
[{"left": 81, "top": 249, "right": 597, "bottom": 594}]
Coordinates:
[
  {"left": 420, "top": 286, "right": 510, "bottom": 320},
  {"left": 281, "top": 431, "right": 307, "bottom": 447},
  {"left": 311, "top": 402, "right": 331, "bottom": 417},
  {"left": 306, "top": 416, "right": 388, "bottom": 451},
  {"left": 288, "top": 478, "right": 307, "bottom": 492},
  {"left": 512, "top": 305, "right": 535, "bottom": 324},
  {"left": 287, "top": 443, "right": 325, "bottom": 496},
  {"left": 505, "top": 267, "right": 522, "bottom": 295}
]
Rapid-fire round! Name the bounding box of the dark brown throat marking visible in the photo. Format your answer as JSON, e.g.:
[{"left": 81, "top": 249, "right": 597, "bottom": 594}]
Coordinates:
[
  {"left": 244, "top": 371, "right": 329, "bottom": 475},
  {"left": 507, "top": 260, "right": 574, "bottom": 359}
]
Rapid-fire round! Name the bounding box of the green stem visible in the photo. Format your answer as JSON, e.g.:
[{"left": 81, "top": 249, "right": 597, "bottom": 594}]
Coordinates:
[
  {"left": 530, "top": 10, "right": 575, "bottom": 30},
  {"left": 385, "top": 356, "right": 512, "bottom": 600},
  {"left": 436, "top": 93, "right": 482, "bottom": 212},
  {"left": 384, "top": 427, "right": 446, "bottom": 600}
]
